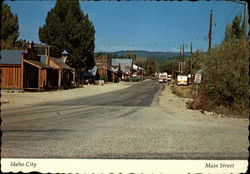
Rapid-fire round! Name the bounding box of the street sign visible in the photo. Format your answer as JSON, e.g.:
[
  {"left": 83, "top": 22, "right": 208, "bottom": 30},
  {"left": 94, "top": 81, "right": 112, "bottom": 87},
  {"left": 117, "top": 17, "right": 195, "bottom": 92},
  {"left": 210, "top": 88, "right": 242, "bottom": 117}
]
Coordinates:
[{"left": 194, "top": 73, "right": 202, "bottom": 84}]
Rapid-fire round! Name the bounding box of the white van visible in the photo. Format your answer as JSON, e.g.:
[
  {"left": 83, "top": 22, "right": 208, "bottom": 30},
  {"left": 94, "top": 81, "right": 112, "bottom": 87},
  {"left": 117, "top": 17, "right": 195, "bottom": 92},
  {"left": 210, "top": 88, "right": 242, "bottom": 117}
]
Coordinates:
[{"left": 159, "top": 73, "right": 168, "bottom": 83}]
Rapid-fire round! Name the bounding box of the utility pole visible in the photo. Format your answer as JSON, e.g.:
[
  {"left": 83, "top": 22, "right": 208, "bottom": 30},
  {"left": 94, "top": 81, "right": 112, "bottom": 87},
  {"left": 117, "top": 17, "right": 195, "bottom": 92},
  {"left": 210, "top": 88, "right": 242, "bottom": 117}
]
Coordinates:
[
  {"left": 182, "top": 44, "right": 185, "bottom": 60},
  {"left": 179, "top": 44, "right": 182, "bottom": 58},
  {"left": 178, "top": 45, "right": 182, "bottom": 74},
  {"left": 190, "top": 42, "right": 193, "bottom": 55},
  {"left": 182, "top": 44, "right": 185, "bottom": 74},
  {"left": 190, "top": 42, "right": 193, "bottom": 84},
  {"left": 243, "top": 2, "right": 248, "bottom": 38},
  {"left": 208, "top": 9, "right": 213, "bottom": 52}
]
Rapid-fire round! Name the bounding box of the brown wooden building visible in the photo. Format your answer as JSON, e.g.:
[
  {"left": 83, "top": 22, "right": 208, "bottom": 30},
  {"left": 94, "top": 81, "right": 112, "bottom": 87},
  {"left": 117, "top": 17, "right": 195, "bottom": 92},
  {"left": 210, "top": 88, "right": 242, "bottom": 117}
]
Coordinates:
[
  {"left": 46, "top": 55, "right": 75, "bottom": 88},
  {"left": 0, "top": 45, "right": 74, "bottom": 91},
  {"left": 21, "top": 45, "right": 55, "bottom": 90},
  {"left": 111, "top": 58, "right": 133, "bottom": 81},
  {"left": 0, "top": 64, "right": 22, "bottom": 89},
  {"left": 95, "top": 55, "right": 111, "bottom": 81}
]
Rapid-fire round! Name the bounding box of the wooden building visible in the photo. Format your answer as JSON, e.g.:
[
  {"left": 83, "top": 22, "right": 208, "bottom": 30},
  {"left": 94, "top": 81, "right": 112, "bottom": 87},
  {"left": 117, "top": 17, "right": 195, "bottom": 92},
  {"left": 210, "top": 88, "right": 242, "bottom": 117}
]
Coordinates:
[
  {"left": 0, "top": 44, "right": 74, "bottom": 91},
  {"left": 21, "top": 44, "right": 55, "bottom": 91},
  {"left": 95, "top": 55, "right": 111, "bottom": 81},
  {"left": 45, "top": 50, "right": 75, "bottom": 88},
  {"left": 0, "top": 64, "right": 22, "bottom": 89},
  {"left": 82, "top": 66, "right": 100, "bottom": 84},
  {"left": 0, "top": 50, "right": 23, "bottom": 89},
  {"left": 111, "top": 58, "right": 133, "bottom": 81}
]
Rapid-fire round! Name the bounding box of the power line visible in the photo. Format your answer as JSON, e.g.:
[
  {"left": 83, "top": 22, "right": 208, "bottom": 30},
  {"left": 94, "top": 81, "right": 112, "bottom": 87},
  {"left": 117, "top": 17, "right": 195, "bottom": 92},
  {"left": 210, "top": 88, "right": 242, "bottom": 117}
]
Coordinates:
[
  {"left": 213, "top": 5, "right": 239, "bottom": 35},
  {"left": 19, "top": 33, "right": 209, "bottom": 49},
  {"left": 96, "top": 36, "right": 208, "bottom": 48}
]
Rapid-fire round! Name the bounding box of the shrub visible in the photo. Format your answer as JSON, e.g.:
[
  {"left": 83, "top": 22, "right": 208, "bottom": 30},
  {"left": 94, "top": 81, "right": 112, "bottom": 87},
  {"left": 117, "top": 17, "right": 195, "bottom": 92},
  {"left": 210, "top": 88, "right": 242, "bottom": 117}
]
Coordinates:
[{"left": 200, "top": 38, "right": 249, "bottom": 112}]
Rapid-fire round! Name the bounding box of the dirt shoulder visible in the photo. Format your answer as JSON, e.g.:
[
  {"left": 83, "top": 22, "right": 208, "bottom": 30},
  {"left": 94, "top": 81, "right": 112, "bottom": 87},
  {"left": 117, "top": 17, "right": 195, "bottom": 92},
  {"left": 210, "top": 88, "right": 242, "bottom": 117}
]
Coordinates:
[
  {"left": 157, "top": 84, "right": 248, "bottom": 125},
  {"left": 1, "top": 82, "right": 135, "bottom": 110}
]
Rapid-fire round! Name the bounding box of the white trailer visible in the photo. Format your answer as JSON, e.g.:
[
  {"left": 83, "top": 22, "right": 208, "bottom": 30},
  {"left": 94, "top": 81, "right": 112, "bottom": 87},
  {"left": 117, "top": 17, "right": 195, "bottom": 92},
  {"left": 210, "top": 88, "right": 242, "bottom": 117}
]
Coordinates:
[{"left": 177, "top": 75, "right": 188, "bottom": 86}]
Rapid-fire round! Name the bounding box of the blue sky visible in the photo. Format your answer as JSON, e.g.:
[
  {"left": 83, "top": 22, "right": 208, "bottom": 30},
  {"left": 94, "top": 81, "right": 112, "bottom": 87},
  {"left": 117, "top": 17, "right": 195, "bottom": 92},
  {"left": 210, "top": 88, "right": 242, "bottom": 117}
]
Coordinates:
[{"left": 5, "top": 0, "right": 247, "bottom": 52}]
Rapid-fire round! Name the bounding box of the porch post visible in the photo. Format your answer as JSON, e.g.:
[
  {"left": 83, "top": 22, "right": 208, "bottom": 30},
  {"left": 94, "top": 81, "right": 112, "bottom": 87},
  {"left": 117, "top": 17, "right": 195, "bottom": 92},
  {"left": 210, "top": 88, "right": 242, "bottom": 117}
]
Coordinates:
[
  {"left": 38, "top": 69, "right": 41, "bottom": 91},
  {"left": 45, "top": 69, "right": 47, "bottom": 87},
  {"left": 73, "top": 69, "right": 76, "bottom": 85},
  {"left": 58, "top": 69, "right": 61, "bottom": 88},
  {"left": 21, "top": 54, "right": 25, "bottom": 89}
]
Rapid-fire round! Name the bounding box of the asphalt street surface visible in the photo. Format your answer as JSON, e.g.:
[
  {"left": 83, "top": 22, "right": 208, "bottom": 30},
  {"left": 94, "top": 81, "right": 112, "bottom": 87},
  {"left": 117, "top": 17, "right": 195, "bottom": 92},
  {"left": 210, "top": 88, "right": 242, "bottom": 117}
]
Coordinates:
[{"left": 1, "top": 80, "right": 248, "bottom": 159}]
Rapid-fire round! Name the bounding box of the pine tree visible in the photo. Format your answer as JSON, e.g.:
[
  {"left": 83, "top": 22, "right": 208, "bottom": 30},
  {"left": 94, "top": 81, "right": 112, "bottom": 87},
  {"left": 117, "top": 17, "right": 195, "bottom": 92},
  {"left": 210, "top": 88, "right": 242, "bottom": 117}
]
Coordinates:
[
  {"left": 232, "top": 14, "right": 243, "bottom": 38},
  {"left": 1, "top": 3, "right": 19, "bottom": 46},
  {"left": 39, "top": 0, "right": 95, "bottom": 71},
  {"left": 224, "top": 14, "right": 243, "bottom": 41}
]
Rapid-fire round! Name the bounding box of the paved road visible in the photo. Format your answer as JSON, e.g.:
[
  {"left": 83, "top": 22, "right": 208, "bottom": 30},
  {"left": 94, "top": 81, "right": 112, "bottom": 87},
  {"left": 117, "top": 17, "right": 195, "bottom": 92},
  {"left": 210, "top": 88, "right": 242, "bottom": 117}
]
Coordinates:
[{"left": 1, "top": 80, "right": 248, "bottom": 159}]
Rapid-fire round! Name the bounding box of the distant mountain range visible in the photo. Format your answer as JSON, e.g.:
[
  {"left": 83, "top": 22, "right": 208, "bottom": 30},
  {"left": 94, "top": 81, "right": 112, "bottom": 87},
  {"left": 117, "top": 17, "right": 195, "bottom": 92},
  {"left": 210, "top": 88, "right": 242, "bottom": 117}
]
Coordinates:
[{"left": 97, "top": 50, "right": 191, "bottom": 63}]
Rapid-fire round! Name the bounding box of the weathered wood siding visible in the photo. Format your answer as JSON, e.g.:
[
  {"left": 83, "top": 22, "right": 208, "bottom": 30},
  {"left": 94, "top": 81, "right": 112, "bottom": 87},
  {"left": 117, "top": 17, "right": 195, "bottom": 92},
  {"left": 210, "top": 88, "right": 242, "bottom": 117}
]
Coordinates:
[
  {"left": 0, "top": 65, "right": 22, "bottom": 89},
  {"left": 95, "top": 56, "right": 111, "bottom": 81},
  {"left": 23, "top": 62, "right": 38, "bottom": 89},
  {"left": 95, "top": 56, "right": 111, "bottom": 70},
  {"left": 47, "top": 69, "right": 58, "bottom": 87},
  {"left": 39, "top": 69, "right": 47, "bottom": 89}
]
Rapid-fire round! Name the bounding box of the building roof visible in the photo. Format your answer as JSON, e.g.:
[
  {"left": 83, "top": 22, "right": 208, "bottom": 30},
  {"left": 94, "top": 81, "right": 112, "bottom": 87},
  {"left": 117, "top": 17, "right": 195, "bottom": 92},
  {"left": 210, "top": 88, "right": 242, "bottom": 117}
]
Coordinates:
[
  {"left": 24, "top": 59, "right": 51, "bottom": 69},
  {"left": 82, "top": 66, "right": 98, "bottom": 77},
  {"left": 62, "top": 50, "right": 68, "bottom": 55},
  {"left": 50, "top": 57, "right": 73, "bottom": 70},
  {"left": 111, "top": 59, "right": 133, "bottom": 66},
  {"left": 0, "top": 50, "right": 24, "bottom": 64},
  {"left": 133, "top": 64, "right": 143, "bottom": 70},
  {"left": 108, "top": 68, "right": 119, "bottom": 74},
  {"left": 112, "top": 59, "right": 133, "bottom": 74},
  {"left": 111, "top": 67, "right": 119, "bottom": 72}
]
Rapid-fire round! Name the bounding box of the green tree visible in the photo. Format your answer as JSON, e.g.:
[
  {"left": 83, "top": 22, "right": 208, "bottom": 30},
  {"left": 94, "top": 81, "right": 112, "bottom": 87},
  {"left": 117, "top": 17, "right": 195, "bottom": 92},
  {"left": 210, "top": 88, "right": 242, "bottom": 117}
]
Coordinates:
[
  {"left": 125, "top": 53, "right": 137, "bottom": 60},
  {"left": 1, "top": 3, "right": 19, "bottom": 46},
  {"left": 145, "top": 57, "right": 158, "bottom": 75},
  {"left": 39, "top": 0, "right": 95, "bottom": 71},
  {"left": 15, "top": 39, "right": 29, "bottom": 49},
  {"left": 192, "top": 39, "right": 249, "bottom": 114},
  {"left": 232, "top": 14, "right": 243, "bottom": 38},
  {"left": 160, "top": 59, "right": 174, "bottom": 74},
  {"left": 224, "top": 14, "right": 243, "bottom": 41}
]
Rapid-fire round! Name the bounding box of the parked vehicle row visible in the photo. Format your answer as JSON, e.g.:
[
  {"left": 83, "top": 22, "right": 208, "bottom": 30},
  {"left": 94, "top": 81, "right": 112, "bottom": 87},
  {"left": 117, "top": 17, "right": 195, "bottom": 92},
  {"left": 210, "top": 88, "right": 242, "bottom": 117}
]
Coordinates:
[{"left": 156, "top": 72, "right": 189, "bottom": 86}]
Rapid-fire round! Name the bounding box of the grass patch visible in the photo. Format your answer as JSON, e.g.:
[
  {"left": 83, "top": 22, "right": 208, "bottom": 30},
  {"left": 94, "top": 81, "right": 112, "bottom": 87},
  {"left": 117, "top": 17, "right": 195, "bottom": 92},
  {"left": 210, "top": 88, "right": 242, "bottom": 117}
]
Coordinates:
[{"left": 172, "top": 86, "right": 195, "bottom": 98}]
